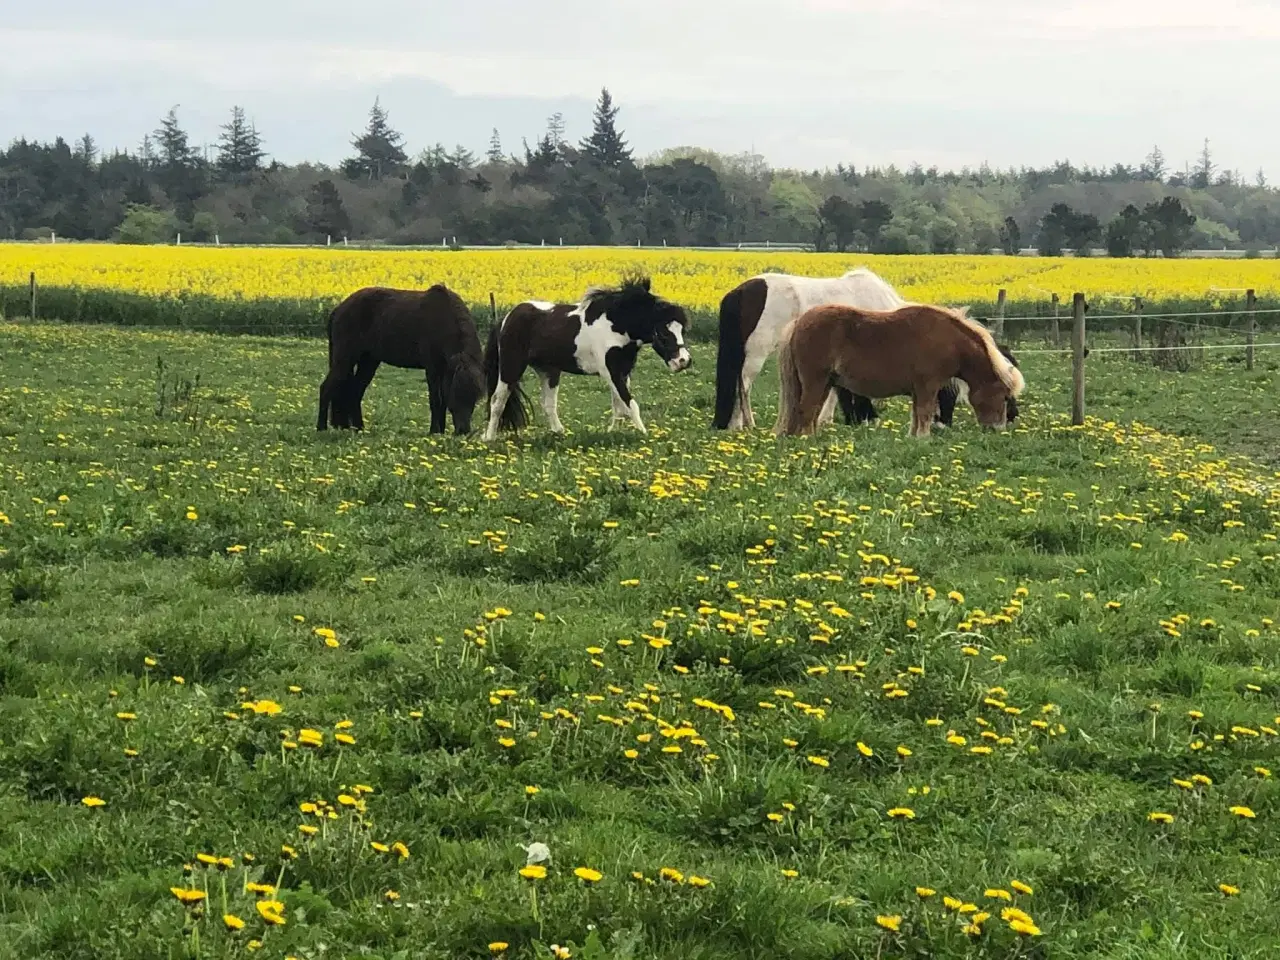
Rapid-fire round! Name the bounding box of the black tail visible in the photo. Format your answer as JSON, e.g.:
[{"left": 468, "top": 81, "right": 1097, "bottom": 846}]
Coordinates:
[
  {"left": 483, "top": 321, "right": 530, "bottom": 431},
  {"left": 712, "top": 286, "right": 747, "bottom": 429}
]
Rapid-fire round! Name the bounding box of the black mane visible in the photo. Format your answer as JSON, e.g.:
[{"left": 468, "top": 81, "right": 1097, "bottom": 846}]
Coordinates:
[{"left": 580, "top": 274, "right": 687, "bottom": 341}]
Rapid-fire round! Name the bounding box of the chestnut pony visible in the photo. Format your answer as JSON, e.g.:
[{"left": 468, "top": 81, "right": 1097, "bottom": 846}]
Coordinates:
[{"left": 774, "top": 303, "right": 1026, "bottom": 437}]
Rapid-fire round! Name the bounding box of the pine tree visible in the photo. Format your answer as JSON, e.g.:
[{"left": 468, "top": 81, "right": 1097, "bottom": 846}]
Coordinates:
[
  {"left": 1141, "top": 145, "right": 1165, "bottom": 182},
  {"left": 546, "top": 112, "right": 567, "bottom": 150},
  {"left": 580, "top": 88, "right": 632, "bottom": 168},
  {"left": 216, "top": 106, "right": 266, "bottom": 180},
  {"left": 486, "top": 128, "right": 505, "bottom": 164},
  {"left": 448, "top": 144, "right": 477, "bottom": 169},
  {"left": 1192, "top": 138, "right": 1214, "bottom": 189},
  {"left": 343, "top": 98, "right": 408, "bottom": 181},
  {"left": 154, "top": 106, "right": 193, "bottom": 170},
  {"left": 75, "top": 134, "right": 97, "bottom": 166}
]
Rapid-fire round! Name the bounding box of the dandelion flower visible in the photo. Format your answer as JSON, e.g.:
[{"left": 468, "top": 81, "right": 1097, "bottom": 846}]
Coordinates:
[
  {"left": 780, "top": 868, "right": 799, "bottom": 878},
  {"left": 887, "top": 807, "right": 915, "bottom": 819},
  {"left": 170, "top": 887, "right": 207, "bottom": 905},
  {"left": 223, "top": 914, "right": 245, "bottom": 931},
  {"left": 856, "top": 741, "right": 874, "bottom": 757},
  {"left": 1219, "top": 883, "right": 1240, "bottom": 896},
  {"left": 573, "top": 867, "right": 603, "bottom": 883},
  {"left": 256, "top": 900, "right": 286, "bottom": 925},
  {"left": 915, "top": 887, "right": 936, "bottom": 898},
  {"left": 807, "top": 755, "right": 830, "bottom": 767},
  {"left": 985, "top": 888, "right": 1012, "bottom": 901},
  {"left": 875, "top": 915, "right": 902, "bottom": 932},
  {"left": 688, "top": 875, "right": 712, "bottom": 887},
  {"left": 81, "top": 796, "right": 106, "bottom": 808},
  {"left": 519, "top": 865, "right": 547, "bottom": 880},
  {"left": 1229, "top": 805, "right": 1257, "bottom": 819},
  {"left": 1011, "top": 880, "right": 1033, "bottom": 895},
  {"left": 489, "top": 944, "right": 510, "bottom": 954}
]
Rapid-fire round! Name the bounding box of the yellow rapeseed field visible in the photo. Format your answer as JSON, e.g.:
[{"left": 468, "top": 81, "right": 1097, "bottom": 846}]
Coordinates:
[{"left": 2, "top": 244, "right": 1278, "bottom": 312}]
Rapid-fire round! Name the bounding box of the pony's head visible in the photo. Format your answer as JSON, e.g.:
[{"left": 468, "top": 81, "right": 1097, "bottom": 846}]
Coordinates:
[
  {"left": 950, "top": 308, "right": 1025, "bottom": 430},
  {"left": 447, "top": 352, "right": 485, "bottom": 435},
  {"left": 650, "top": 300, "right": 692, "bottom": 372},
  {"left": 585, "top": 275, "right": 692, "bottom": 372}
]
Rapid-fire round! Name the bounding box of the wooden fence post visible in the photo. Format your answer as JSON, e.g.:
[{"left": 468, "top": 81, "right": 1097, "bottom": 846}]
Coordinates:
[
  {"left": 1050, "top": 293, "right": 1060, "bottom": 347},
  {"left": 1246, "top": 288, "right": 1256, "bottom": 371},
  {"left": 993, "top": 288, "right": 1006, "bottom": 338},
  {"left": 1072, "top": 292, "right": 1086, "bottom": 426},
  {"left": 29, "top": 272, "right": 36, "bottom": 321},
  {"left": 1132, "top": 296, "right": 1144, "bottom": 361}
]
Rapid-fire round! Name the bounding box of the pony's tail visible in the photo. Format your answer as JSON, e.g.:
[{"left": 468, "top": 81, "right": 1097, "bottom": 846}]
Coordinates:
[
  {"left": 773, "top": 322, "right": 802, "bottom": 436},
  {"left": 484, "top": 320, "right": 530, "bottom": 431},
  {"left": 712, "top": 286, "right": 747, "bottom": 429}
]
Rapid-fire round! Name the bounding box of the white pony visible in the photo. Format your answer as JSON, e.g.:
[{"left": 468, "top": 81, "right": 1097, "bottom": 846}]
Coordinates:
[{"left": 711, "top": 268, "right": 907, "bottom": 431}]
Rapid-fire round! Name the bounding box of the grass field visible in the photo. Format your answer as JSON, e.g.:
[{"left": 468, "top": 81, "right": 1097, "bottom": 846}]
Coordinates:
[{"left": 2, "top": 320, "right": 1279, "bottom": 960}]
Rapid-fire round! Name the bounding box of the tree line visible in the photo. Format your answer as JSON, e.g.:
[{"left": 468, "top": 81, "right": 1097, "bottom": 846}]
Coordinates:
[{"left": 3, "top": 91, "right": 1278, "bottom": 255}]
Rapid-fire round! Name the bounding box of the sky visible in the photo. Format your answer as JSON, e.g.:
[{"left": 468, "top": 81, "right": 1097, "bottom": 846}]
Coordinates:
[{"left": 3, "top": 0, "right": 1277, "bottom": 178}]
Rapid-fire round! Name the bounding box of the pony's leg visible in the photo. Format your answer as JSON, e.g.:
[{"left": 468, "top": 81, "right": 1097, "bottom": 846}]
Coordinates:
[
  {"left": 736, "top": 350, "right": 768, "bottom": 430},
  {"left": 537, "top": 371, "right": 565, "bottom": 434},
  {"left": 348, "top": 357, "right": 379, "bottom": 430},
  {"left": 817, "top": 389, "right": 839, "bottom": 426},
  {"left": 317, "top": 373, "right": 336, "bottom": 431},
  {"left": 426, "top": 369, "right": 448, "bottom": 434},
  {"left": 602, "top": 371, "right": 645, "bottom": 434},
  {"left": 483, "top": 381, "right": 512, "bottom": 442},
  {"left": 911, "top": 389, "right": 938, "bottom": 438},
  {"left": 935, "top": 384, "right": 958, "bottom": 428}
]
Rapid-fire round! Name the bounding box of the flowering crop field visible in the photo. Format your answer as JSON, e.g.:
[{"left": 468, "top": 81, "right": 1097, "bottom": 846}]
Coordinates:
[
  {"left": 1, "top": 245, "right": 1279, "bottom": 339},
  {"left": 1, "top": 320, "right": 1280, "bottom": 960}
]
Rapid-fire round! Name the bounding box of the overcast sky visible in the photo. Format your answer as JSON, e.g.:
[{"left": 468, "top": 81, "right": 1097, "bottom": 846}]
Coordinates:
[{"left": 4, "top": 0, "right": 1277, "bottom": 177}]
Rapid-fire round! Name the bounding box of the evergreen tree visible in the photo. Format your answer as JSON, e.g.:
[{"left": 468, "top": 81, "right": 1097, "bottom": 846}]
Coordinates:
[
  {"left": 546, "top": 112, "right": 567, "bottom": 150},
  {"left": 999, "top": 216, "right": 1022, "bottom": 255},
  {"left": 1140, "top": 145, "right": 1166, "bottom": 182},
  {"left": 580, "top": 88, "right": 633, "bottom": 168},
  {"left": 486, "top": 129, "right": 505, "bottom": 164},
  {"left": 304, "top": 179, "right": 351, "bottom": 239},
  {"left": 75, "top": 134, "right": 97, "bottom": 166},
  {"left": 1192, "top": 138, "right": 1214, "bottom": 189},
  {"left": 154, "top": 107, "right": 193, "bottom": 170},
  {"left": 343, "top": 98, "right": 408, "bottom": 181},
  {"left": 448, "top": 144, "right": 477, "bottom": 170},
  {"left": 216, "top": 106, "right": 265, "bottom": 180},
  {"left": 1142, "top": 196, "right": 1196, "bottom": 257}
]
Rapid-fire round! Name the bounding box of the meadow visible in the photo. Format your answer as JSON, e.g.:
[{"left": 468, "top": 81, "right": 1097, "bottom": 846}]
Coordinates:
[
  {"left": 1, "top": 312, "right": 1279, "bottom": 960},
  {"left": 2, "top": 246, "right": 1278, "bottom": 339}
]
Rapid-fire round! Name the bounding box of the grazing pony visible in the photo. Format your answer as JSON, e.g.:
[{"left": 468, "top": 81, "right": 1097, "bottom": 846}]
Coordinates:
[
  {"left": 713, "top": 268, "right": 906, "bottom": 430},
  {"left": 317, "top": 284, "right": 485, "bottom": 434},
  {"left": 841, "top": 342, "right": 1022, "bottom": 428},
  {"left": 774, "top": 303, "right": 1026, "bottom": 438},
  {"left": 482, "top": 277, "right": 691, "bottom": 441}
]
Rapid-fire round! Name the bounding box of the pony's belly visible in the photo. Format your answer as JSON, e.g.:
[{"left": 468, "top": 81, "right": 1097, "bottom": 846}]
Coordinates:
[{"left": 839, "top": 375, "right": 908, "bottom": 399}]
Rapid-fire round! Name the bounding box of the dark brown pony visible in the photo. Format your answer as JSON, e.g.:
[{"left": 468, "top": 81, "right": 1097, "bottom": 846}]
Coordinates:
[
  {"left": 317, "top": 284, "right": 485, "bottom": 434},
  {"left": 774, "top": 303, "right": 1026, "bottom": 438}
]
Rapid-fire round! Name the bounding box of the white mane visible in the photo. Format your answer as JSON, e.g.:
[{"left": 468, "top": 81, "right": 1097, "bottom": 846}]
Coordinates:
[{"left": 944, "top": 306, "right": 1025, "bottom": 396}]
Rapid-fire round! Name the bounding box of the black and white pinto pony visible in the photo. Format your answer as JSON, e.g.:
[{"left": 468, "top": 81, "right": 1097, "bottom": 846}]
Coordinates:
[
  {"left": 482, "top": 277, "right": 692, "bottom": 441},
  {"left": 714, "top": 267, "right": 1002, "bottom": 432}
]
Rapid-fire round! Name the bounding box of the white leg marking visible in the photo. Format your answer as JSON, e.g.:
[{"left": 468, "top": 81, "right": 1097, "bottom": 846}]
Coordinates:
[
  {"left": 538, "top": 373, "right": 564, "bottom": 434},
  {"left": 483, "top": 381, "right": 510, "bottom": 442},
  {"left": 627, "top": 398, "right": 646, "bottom": 434},
  {"left": 818, "top": 389, "right": 838, "bottom": 426}
]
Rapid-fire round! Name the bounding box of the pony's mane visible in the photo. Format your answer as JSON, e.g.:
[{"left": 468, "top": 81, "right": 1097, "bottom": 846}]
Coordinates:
[
  {"left": 581, "top": 275, "right": 655, "bottom": 309},
  {"left": 936, "top": 305, "right": 1026, "bottom": 396}
]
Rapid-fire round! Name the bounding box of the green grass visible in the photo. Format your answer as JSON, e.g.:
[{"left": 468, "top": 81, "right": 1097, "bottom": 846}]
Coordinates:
[{"left": 1, "top": 321, "right": 1279, "bottom": 960}]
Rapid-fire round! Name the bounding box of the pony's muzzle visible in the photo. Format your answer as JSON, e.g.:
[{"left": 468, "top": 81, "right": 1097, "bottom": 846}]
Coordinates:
[{"left": 668, "top": 350, "right": 692, "bottom": 372}]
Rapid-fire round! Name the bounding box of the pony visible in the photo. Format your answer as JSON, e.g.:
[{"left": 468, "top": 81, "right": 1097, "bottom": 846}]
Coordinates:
[
  {"left": 482, "top": 276, "right": 691, "bottom": 441},
  {"left": 774, "top": 303, "right": 1026, "bottom": 438},
  {"left": 713, "top": 268, "right": 906, "bottom": 430},
  {"left": 317, "top": 284, "right": 484, "bottom": 435},
  {"left": 839, "top": 342, "right": 1022, "bottom": 428}
]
